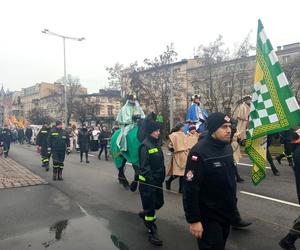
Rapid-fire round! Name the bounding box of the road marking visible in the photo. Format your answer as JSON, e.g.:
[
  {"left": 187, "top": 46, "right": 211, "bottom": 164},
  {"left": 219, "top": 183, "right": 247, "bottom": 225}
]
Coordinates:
[
  {"left": 240, "top": 191, "right": 300, "bottom": 207},
  {"left": 238, "top": 162, "right": 252, "bottom": 166},
  {"left": 88, "top": 154, "right": 94, "bottom": 157},
  {"left": 238, "top": 162, "right": 271, "bottom": 169}
]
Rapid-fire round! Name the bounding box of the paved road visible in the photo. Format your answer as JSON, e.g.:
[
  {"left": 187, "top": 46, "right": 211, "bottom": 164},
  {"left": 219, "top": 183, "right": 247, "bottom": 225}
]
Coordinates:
[{"left": 0, "top": 143, "right": 299, "bottom": 250}]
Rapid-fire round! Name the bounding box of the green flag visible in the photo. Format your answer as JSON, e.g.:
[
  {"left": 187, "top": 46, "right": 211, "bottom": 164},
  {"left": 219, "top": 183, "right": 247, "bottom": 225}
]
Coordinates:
[{"left": 245, "top": 19, "right": 300, "bottom": 185}]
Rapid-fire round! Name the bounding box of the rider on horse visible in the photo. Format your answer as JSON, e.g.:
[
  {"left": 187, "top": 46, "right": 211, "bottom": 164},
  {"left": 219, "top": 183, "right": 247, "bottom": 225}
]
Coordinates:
[
  {"left": 116, "top": 94, "right": 145, "bottom": 152},
  {"left": 186, "top": 94, "right": 208, "bottom": 133}
]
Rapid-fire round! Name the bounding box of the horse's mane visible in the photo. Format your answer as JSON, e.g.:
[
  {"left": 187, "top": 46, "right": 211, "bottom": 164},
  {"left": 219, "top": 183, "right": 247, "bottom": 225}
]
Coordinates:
[{"left": 137, "top": 113, "right": 156, "bottom": 142}]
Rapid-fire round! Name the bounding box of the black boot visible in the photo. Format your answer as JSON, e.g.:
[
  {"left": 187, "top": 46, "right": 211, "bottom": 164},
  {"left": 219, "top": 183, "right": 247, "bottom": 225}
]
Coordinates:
[
  {"left": 279, "top": 234, "right": 297, "bottom": 250},
  {"left": 232, "top": 208, "right": 252, "bottom": 229},
  {"left": 53, "top": 168, "right": 58, "bottom": 181},
  {"left": 287, "top": 157, "right": 294, "bottom": 167},
  {"left": 234, "top": 163, "right": 244, "bottom": 183},
  {"left": 147, "top": 223, "right": 163, "bottom": 246},
  {"left": 236, "top": 175, "right": 245, "bottom": 183},
  {"left": 118, "top": 176, "right": 130, "bottom": 190},
  {"left": 178, "top": 177, "right": 183, "bottom": 193},
  {"left": 58, "top": 169, "right": 64, "bottom": 181},
  {"left": 272, "top": 166, "right": 280, "bottom": 176},
  {"left": 165, "top": 176, "right": 176, "bottom": 190},
  {"left": 80, "top": 152, "right": 83, "bottom": 162},
  {"left": 85, "top": 153, "right": 89, "bottom": 163},
  {"left": 130, "top": 177, "right": 138, "bottom": 192},
  {"left": 276, "top": 154, "right": 284, "bottom": 165}
]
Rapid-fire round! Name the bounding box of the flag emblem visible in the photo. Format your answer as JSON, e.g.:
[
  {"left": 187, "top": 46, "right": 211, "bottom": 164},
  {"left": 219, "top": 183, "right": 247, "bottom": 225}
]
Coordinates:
[{"left": 186, "top": 170, "right": 194, "bottom": 181}]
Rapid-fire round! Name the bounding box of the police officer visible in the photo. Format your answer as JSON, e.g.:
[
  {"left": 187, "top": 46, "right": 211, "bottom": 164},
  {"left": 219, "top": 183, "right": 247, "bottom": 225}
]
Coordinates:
[
  {"left": 183, "top": 112, "right": 237, "bottom": 250},
  {"left": 0, "top": 124, "right": 12, "bottom": 158},
  {"left": 138, "top": 120, "right": 165, "bottom": 246},
  {"left": 47, "top": 121, "right": 70, "bottom": 181},
  {"left": 36, "top": 122, "right": 51, "bottom": 171},
  {"left": 276, "top": 129, "right": 294, "bottom": 167},
  {"left": 279, "top": 130, "right": 300, "bottom": 250}
]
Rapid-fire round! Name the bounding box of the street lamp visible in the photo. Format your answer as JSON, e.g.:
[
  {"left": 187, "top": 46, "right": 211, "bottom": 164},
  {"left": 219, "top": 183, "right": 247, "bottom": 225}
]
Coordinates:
[{"left": 41, "top": 28, "right": 85, "bottom": 127}]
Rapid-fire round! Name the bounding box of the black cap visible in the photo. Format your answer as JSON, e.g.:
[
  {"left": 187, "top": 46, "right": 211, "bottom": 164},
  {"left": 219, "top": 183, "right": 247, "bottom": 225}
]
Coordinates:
[
  {"left": 175, "top": 122, "right": 184, "bottom": 130},
  {"left": 207, "top": 112, "right": 231, "bottom": 134},
  {"left": 146, "top": 121, "right": 160, "bottom": 134},
  {"left": 56, "top": 121, "right": 62, "bottom": 126}
]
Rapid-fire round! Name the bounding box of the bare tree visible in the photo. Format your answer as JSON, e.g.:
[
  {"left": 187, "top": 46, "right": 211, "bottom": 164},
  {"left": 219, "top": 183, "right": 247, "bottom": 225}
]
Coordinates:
[
  {"left": 106, "top": 62, "right": 142, "bottom": 96},
  {"left": 51, "top": 74, "right": 85, "bottom": 124},
  {"left": 105, "top": 63, "right": 124, "bottom": 90},
  {"left": 28, "top": 107, "right": 53, "bottom": 125},
  {"left": 194, "top": 35, "right": 229, "bottom": 112},
  {"left": 129, "top": 44, "right": 181, "bottom": 129},
  {"left": 192, "top": 34, "right": 254, "bottom": 114},
  {"left": 73, "top": 98, "right": 100, "bottom": 123}
]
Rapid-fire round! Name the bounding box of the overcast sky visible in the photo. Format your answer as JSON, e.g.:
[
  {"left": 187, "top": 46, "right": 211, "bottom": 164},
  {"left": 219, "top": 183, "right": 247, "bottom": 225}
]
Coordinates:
[{"left": 0, "top": 0, "right": 299, "bottom": 94}]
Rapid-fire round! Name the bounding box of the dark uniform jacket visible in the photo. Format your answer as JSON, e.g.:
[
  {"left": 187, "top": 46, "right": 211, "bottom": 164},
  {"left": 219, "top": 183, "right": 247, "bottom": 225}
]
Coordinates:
[
  {"left": 183, "top": 135, "right": 237, "bottom": 224},
  {"left": 47, "top": 127, "right": 70, "bottom": 152},
  {"left": 139, "top": 136, "right": 166, "bottom": 185},
  {"left": 293, "top": 142, "right": 300, "bottom": 204},
  {"left": 36, "top": 126, "right": 50, "bottom": 149},
  {"left": 0, "top": 128, "right": 11, "bottom": 144},
  {"left": 78, "top": 128, "right": 90, "bottom": 152}
]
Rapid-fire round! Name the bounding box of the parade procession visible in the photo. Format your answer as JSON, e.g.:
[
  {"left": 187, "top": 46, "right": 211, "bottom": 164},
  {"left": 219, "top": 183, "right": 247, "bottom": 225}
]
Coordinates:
[{"left": 1, "top": 1, "right": 300, "bottom": 249}]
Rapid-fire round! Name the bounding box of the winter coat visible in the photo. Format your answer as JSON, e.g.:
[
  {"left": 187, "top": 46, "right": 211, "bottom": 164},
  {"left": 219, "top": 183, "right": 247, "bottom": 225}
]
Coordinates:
[
  {"left": 167, "top": 131, "right": 189, "bottom": 177},
  {"left": 78, "top": 128, "right": 90, "bottom": 152}
]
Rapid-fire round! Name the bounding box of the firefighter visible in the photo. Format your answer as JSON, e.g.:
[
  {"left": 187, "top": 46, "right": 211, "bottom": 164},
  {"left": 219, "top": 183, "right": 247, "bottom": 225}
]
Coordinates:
[
  {"left": 0, "top": 124, "right": 12, "bottom": 158},
  {"left": 138, "top": 120, "right": 165, "bottom": 246},
  {"left": 36, "top": 122, "right": 51, "bottom": 171},
  {"left": 47, "top": 121, "right": 70, "bottom": 181}
]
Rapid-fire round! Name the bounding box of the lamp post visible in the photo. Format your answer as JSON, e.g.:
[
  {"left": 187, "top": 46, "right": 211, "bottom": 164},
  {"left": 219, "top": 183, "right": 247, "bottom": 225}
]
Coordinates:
[{"left": 42, "top": 29, "right": 85, "bottom": 127}]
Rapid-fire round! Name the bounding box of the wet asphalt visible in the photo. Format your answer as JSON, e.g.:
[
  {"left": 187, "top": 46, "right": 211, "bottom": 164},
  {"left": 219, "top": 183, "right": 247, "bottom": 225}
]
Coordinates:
[{"left": 0, "top": 143, "right": 299, "bottom": 250}]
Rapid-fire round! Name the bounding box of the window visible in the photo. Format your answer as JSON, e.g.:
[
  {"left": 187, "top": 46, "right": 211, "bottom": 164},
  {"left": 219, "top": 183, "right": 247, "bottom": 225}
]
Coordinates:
[
  {"left": 101, "top": 97, "right": 108, "bottom": 103},
  {"left": 107, "top": 105, "right": 113, "bottom": 116},
  {"left": 282, "top": 56, "right": 290, "bottom": 64},
  {"left": 225, "top": 66, "right": 233, "bottom": 72},
  {"left": 224, "top": 81, "right": 232, "bottom": 98},
  {"left": 193, "top": 85, "right": 200, "bottom": 95},
  {"left": 239, "top": 63, "right": 246, "bottom": 70}
]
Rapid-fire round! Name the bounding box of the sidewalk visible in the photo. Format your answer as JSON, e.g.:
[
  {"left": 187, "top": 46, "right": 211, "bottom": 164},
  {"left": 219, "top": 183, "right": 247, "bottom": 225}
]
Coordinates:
[{"left": 0, "top": 156, "right": 47, "bottom": 189}]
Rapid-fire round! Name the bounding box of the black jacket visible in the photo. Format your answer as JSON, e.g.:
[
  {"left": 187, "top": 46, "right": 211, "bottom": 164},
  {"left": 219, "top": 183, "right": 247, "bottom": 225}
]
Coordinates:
[
  {"left": 99, "top": 131, "right": 110, "bottom": 145},
  {"left": 47, "top": 127, "right": 70, "bottom": 152},
  {"left": 138, "top": 136, "right": 166, "bottom": 185},
  {"left": 18, "top": 129, "right": 24, "bottom": 138},
  {"left": 36, "top": 126, "right": 50, "bottom": 148},
  {"left": 78, "top": 128, "right": 90, "bottom": 151},
  {"left": 0, "top": 128, "right": 11, "bottom": 144},
  {"left": 183, "top": 135, "right": 237, "bottom": 224},
  {"left": 292, "top": 142, "right": 300, "bottom": 204},
  {"left": 25, "top": 128, "right": 33, "bottom": 138}
]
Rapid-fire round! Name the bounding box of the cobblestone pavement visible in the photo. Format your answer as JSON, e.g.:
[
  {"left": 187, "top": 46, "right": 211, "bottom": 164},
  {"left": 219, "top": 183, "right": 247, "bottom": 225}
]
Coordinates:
[{"left": 0, "top": 157, "right": 47, "bottom": 189}]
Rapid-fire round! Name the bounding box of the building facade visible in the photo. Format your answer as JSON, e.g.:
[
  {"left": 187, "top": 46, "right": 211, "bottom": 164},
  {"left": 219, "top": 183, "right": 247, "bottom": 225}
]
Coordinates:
[
  {"left": 121, "top": 42, "right": 300, "bottom": 122},
  {"left": 77, "top": 89, "right": 121, "bottom": 127},
  {"left": 188, "top": 42, "right": 300, "bottom": 114}
]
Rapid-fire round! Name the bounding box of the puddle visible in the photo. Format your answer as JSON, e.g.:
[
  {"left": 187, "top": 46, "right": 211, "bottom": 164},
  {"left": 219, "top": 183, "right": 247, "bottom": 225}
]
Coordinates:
[{"left": 0, "top": 206, "right": 130, "bottom": 250}]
